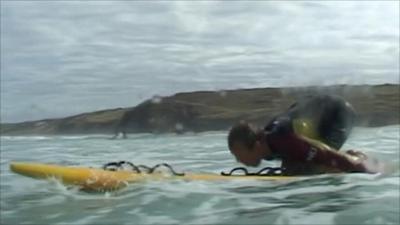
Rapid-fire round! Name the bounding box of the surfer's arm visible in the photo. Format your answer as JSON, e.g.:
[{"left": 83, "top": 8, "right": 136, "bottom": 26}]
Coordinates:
[
  {"left": 297, "top": 135, "right": 371, "bottom": 171},
  {"left": 277, "top": 134, "right": 377, "bottom": 174}
]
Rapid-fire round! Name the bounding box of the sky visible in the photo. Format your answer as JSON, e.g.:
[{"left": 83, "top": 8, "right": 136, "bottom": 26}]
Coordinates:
[{"left": 1, "top": 1, "right": 399, "bottom": 123}]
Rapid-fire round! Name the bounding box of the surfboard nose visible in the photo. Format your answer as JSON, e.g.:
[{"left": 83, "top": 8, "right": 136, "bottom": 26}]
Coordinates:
[{"left": 10, "top": 162, "right": 23, "bottom": 174}]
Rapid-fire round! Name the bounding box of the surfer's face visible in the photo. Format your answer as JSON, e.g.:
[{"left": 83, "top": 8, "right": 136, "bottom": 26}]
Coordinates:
[{"left": 230, "top": 139, "right": 269, "bottom": 167}]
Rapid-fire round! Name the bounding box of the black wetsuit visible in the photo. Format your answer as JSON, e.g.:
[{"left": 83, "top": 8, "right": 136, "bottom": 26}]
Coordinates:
[{"left": 264, "top": 95, "right": 361, "bottom": 174}]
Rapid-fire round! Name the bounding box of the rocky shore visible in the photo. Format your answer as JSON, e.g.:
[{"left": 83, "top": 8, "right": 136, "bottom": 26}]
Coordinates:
[{"left": 1, "top": 84, "right": 399, "bottom": 136}]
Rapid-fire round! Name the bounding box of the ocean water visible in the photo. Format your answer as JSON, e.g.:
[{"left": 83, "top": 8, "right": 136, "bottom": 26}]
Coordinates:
[{"left": 1, "top": 126, "right": 399, "bottom": 225}]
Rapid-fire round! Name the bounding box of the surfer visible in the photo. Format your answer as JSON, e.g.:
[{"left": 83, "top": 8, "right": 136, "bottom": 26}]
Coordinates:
[{"left": 227, "top": 95, "right": 383, "bottom": 175}]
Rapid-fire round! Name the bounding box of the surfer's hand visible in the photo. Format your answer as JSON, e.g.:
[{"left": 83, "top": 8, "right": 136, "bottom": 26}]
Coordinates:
[
  {"left": 345, "top": 150, "right": 368, "bottom": 161},
  {"left": 345, "top": 150, "right": 387, "bottom": 174}
]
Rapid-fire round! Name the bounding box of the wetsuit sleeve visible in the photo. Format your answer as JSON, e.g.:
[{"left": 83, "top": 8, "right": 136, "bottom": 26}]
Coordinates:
[{"left": 266, "top": 133, "right": 371, "bottom": 173}]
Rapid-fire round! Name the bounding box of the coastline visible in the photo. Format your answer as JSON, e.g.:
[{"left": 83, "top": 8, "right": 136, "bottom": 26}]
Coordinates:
[{"left": 1, "top": 84, "right": 399, "bottom": 135}]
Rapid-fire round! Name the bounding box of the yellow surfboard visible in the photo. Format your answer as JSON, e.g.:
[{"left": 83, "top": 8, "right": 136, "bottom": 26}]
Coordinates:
[{"left": 10, "top": 162, "right": 294, "bottom": 192}]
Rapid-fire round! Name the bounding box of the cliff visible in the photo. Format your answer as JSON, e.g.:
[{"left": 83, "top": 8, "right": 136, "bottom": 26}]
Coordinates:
[{"left": 1, "top": 84, "right": 399, "bottom": 135}]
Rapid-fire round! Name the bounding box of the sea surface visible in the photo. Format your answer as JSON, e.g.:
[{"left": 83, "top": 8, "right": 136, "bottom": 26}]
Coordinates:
[{"left": 1, "top": 126, "right": 399, "bottom": 225}]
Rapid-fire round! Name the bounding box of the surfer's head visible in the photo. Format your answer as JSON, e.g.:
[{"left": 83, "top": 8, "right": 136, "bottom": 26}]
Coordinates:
[{"left": 228, "top": 122, "right": 271, "bottom": 167}]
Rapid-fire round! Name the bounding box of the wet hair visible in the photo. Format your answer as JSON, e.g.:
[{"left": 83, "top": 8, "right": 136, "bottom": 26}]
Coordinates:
[{"left": 227, "top": 123, "right": 258, "bottom": 151}]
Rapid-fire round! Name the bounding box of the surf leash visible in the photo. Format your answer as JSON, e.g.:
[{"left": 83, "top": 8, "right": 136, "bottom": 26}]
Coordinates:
[
  {"left": 102, "top": 161, "right": 282, "bottom": 177},
  {"left": 102, "top": 161, "right": 185, "bottom": 176},
  {"left": 220, "top": 166, "right": 283, "bottom": 176}
]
